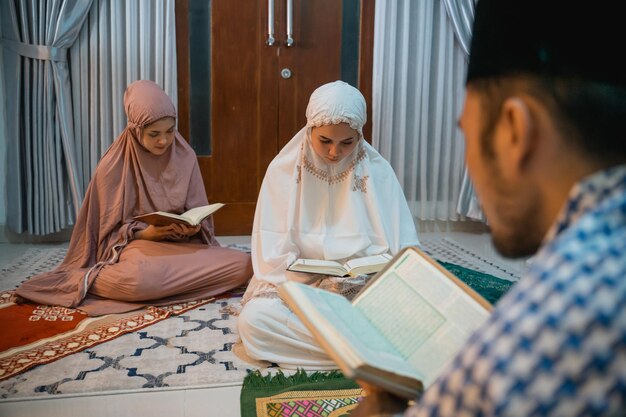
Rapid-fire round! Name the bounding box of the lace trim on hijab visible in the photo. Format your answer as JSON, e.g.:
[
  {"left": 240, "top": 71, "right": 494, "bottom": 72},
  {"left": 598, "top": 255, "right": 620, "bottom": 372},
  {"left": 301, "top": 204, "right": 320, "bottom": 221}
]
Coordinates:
[
  {"left": 308, "top": 115, "right": 362, "bottom": 134},
  {"left": 298, "top": 146, "right": 367, "bottom": 186}
]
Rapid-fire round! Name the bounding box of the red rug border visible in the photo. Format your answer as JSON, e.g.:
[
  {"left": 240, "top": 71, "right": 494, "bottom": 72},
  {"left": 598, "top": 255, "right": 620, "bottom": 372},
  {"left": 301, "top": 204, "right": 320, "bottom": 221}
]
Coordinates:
[{"left": 0, "top": 292, "right": 215, "bottom": 382}]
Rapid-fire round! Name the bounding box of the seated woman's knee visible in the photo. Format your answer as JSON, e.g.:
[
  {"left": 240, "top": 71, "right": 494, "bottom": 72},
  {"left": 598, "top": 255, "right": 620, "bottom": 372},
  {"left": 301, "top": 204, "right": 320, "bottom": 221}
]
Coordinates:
[
  {"left": 238, "top": 298, "right": 276, "bottom": 340},
  {"left": 235, "top": 254, "right": 253, "bottom": 285}
]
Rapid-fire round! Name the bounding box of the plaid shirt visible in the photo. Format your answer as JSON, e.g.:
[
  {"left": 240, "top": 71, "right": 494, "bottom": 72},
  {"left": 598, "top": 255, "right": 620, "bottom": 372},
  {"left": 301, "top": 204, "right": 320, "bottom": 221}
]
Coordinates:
[{"left": 404, "top": 165, "right": 626, "bottom": 417}]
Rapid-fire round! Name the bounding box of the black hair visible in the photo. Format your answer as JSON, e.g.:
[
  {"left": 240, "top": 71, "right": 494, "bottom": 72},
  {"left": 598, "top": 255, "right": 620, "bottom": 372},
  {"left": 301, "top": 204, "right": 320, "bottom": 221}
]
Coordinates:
[{"left": 469, "top": 75, "right": 626, "bottom": 166}]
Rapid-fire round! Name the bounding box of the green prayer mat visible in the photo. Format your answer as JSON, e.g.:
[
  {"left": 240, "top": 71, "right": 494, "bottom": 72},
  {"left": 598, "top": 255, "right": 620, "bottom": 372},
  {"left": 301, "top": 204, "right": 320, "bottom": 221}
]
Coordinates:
[
  {"left": 438, "top": 260, "right": 516, "bottom": 304},
  {"left": 239, "top": 262, "right": 516, "bottom": 417},
  {"left": 240, "top": 369, "right": 363, "bottom": 417}
]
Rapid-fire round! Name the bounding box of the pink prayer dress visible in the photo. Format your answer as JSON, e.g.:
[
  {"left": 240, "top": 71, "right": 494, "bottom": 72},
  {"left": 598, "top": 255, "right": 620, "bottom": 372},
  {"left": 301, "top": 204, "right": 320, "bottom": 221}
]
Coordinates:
[{"left": 15, "top": 80, "right": 252, "bottom": 316}]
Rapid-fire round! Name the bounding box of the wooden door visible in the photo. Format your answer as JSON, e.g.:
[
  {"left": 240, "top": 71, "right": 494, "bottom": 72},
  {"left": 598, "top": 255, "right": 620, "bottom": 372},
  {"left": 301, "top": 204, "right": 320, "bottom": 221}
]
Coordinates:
[{"left": 176, "top": 0, "right": 374, "bottom": 235}]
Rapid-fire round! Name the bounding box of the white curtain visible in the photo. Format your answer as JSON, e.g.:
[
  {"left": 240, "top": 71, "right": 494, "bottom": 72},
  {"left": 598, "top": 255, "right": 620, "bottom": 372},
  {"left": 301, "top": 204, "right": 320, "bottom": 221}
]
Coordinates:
[
  {"left": 70, "top": 0, "right": 178, "bottom": 189},
  {"left": 1, "top": 0, "right": 93, "bottom": 235},
  {"left": 372, "top": 0, "right": 483, "bottom": 221},
  {"left": 0, "top": 0, "right": 177, "bottom": 236},
  {"left": 443, "top": 0, "right": 485, "bottom": 221}
]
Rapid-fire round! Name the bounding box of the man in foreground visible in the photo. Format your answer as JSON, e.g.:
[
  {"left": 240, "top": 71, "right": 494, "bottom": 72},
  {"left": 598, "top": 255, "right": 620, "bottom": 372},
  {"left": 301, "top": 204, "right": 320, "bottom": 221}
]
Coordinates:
[{"left": 353, "top": 0, "right": 626, "bottom": 415}]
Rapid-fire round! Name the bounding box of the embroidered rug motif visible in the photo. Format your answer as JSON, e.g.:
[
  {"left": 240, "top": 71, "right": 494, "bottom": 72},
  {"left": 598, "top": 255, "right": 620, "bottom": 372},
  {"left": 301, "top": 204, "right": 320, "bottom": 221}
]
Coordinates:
[
  {"left": 0, "top": 290, "right": 214, "bottom": 382},
  {"left": 241, "top": 369, "right": 363, "bottom": 417},
  {"left": 256, "top": 388, "right": 363, "bottom": 417}
]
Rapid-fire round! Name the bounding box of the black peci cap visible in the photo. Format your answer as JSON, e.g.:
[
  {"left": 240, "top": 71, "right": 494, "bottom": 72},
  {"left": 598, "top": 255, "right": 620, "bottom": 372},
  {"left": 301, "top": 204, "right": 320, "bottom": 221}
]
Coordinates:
[{"left": 466, "top": 0, "right": 624, "bottom": 87}]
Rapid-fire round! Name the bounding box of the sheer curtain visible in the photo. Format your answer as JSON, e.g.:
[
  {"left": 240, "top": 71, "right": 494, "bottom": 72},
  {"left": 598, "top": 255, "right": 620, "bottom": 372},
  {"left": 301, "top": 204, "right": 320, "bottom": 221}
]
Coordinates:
[
  {"left": 1, "top": 0, "right": 93, "bottom": 235},
  {"left": 372, "top": 0, "right": 483, "bottom": 222},
  {"left": 443, "top": 0, "right": 485, "bottom": 221},
  {"left": 70, "top": 0, "right": 178, "bottom": 192},
  {"left": 0, "top": 0, "right": 178, "bottom": 236}
]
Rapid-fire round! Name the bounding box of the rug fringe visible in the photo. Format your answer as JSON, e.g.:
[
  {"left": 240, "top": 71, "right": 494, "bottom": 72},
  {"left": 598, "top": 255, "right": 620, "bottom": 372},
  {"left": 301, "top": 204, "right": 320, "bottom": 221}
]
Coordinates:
[{"left": 242, "top": 368, "right": 348, "bottom": 389}]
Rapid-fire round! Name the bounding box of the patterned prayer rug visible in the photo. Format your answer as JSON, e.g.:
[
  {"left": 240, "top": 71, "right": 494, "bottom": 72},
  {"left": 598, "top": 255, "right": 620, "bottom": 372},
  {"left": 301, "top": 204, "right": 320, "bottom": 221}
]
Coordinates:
[
  {"left": 0, "top": 244, "right": 261, "bottom": 398},
  {"left": 0, "top": 293, "right": 261, "bottom": 399},
  {"left": 0, "top": 238, "right": 519, "bottom": 400},
  {"left": 0, "top": 290, "right": 215, "bottom": 382},
  {"left": 241, "top": 369, "right": 363, "bottom": 417},
  {"left": 421, "top": 236, "right": 523, "bottom": 282},
  {"left": 1, "top": 247, "right": 68, "bottom": 290},
  {"left": 237, "top": 261, "right": 515, "bottom": 417}
]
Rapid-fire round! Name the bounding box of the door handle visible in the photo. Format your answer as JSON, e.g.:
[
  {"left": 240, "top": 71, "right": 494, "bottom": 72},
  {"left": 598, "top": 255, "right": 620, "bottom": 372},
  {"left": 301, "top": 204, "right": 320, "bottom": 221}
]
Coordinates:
[
  {"left": 267, "top": 0, "right": 275, "bottom": 46},
  {"left": 286, "top": 0, "right": 294, "bottom": 46}
]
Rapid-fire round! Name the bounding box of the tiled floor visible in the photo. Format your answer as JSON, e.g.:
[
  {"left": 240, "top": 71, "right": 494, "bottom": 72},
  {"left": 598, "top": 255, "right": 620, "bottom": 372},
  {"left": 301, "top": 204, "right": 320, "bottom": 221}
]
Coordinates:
[{"left": 0, "top": 230, "right": 527, "bottom": 417}]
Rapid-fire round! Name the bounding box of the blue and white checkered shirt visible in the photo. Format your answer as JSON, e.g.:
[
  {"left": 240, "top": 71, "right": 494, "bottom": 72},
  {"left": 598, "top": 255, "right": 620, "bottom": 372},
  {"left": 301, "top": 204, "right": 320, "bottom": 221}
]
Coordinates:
[{"left": 405, "top": 165, "right": 626, "bottom": 417}]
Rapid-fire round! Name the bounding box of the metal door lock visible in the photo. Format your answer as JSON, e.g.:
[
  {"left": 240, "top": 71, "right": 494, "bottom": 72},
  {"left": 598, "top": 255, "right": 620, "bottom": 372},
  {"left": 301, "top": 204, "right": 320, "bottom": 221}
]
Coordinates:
[{"left": 281, "top": 68, "right": 292, "bottom": 79}]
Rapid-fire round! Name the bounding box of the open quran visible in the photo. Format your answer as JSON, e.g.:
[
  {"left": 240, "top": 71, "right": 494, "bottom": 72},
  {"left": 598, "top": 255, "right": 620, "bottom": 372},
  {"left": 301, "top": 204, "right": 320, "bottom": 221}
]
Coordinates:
[
  {"left": 278, "top": 246, "right": 492, "bottom": 399},
  {"left": 133, "top": 203, "right": 224, "bottom": 227}
]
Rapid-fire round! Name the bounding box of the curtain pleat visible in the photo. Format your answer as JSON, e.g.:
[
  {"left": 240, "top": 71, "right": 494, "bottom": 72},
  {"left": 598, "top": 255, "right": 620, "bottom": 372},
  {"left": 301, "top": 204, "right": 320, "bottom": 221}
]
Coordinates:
[
  {"left": 372, "top": 0, "right": 467, "bottom": 221},
  {"left": 441, "top": 0, "right": 486, "bottom": 221},
  {"left": 442, "top": 0, "right": 474, "bottom": 55},
  {"left": 1, "top": 0, "right": 177, "bottom": 235},
  {"left": 1, "top": 0, "right": 93, "bottom": 235},
  {"left": 69, "top": 0, "right": 178, "bottom": 193}
]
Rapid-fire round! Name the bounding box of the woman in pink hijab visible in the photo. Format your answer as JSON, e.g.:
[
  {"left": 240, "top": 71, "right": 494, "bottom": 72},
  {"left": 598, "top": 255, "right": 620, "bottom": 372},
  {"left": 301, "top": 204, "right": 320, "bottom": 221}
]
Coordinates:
[{"left": 16, "top": 80, "right": 252, "bottom": 316}]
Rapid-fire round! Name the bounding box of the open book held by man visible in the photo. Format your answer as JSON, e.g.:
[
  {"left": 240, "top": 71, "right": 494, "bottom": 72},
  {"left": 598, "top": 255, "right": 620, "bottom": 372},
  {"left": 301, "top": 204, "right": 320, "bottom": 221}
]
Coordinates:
[
  {"left": 133, "top": 203, "right": 224, "bottom": 227},
  {"left": 278, "top": 246, "right": 492, "bottom": 399}
]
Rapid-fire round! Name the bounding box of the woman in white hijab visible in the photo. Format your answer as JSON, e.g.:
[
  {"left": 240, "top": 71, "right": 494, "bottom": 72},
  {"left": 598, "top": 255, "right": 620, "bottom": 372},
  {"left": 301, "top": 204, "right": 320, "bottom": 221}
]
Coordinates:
[{"left": 238, "top": 80, "right": 419, "bottom": 369}]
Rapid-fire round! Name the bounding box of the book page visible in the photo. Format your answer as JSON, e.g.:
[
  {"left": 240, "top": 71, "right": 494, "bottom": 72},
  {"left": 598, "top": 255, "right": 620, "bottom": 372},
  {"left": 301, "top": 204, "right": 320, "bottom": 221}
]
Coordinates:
[
  {"left": 288, "top": 259, "right": 347, "bottom": 276},
  {"left": 133, "top": 211, "right": 189, "bottom": 226},
  {"left": 343, "top": 253, "right": 392, "bottom": 270},
  {"left": 354, "top": 248, "right": 489, "bottom": 387},
  {"left": 182, "top": 203, "right": 223, "bottom": 224},
  {"left": 295, "top": 259, "right": 344, "bottom": 268},
  {"left": 152, "top": 211, "right": 185, "bottom": 220},
  {"left": 285, "top": 283, "right": 420, "bottom": 377}
]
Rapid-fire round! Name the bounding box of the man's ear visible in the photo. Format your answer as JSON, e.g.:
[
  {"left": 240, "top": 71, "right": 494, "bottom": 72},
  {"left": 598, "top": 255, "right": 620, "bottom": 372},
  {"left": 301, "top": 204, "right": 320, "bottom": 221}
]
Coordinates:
[{"left": 498, "top": 96, "right": 535, "bottom": 175}]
